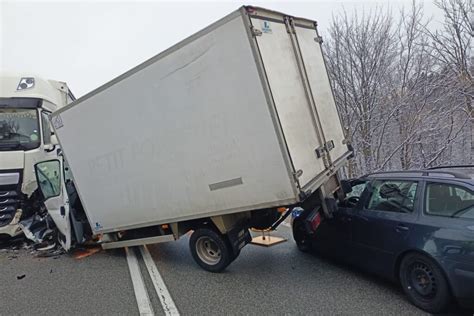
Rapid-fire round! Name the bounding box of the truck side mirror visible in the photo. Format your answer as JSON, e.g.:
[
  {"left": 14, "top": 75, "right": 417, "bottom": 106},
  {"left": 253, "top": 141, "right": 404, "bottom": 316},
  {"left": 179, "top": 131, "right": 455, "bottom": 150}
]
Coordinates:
[
  {"left": 51, "top": 134, "right": 59, "bottom": 146},
  {"left": 44, "top": 135, "right": 59, "bottom": 152}
]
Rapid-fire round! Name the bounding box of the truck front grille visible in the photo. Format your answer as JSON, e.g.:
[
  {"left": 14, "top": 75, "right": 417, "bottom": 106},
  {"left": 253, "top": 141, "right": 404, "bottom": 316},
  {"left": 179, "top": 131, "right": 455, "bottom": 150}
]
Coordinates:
[{"left": 0, "top": 189, "right": 20, "bottom": 228}]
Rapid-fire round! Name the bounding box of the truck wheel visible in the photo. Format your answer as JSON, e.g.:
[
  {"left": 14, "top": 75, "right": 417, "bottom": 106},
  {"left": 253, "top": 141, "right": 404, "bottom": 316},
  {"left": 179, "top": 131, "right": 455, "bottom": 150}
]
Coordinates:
[
  {"left": 189, "top": 228, "right": 233, "bottom": 273},
  {"left": 399, "top": 253, "right": 450, "bottom": 313}
]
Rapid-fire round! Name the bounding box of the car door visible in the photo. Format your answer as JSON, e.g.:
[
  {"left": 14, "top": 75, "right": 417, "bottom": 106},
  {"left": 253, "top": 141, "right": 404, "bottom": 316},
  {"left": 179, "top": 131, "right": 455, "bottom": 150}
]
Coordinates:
[
  {"left": 35, "top": 158, "right": 72, "bottom": 250},
  {"left": 421, "top": 180, "right": 474, "bottom": 265},
  {"left": 352, "top": 178, "right": 420, "bottom": 276},
  {"left": 313, "top": 181, "right": 368, "bottom": 260}
]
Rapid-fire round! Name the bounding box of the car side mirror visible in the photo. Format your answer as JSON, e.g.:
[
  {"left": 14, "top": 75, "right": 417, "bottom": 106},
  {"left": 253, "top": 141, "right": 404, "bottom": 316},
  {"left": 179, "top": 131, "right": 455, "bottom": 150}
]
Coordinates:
[{"left": 340, "top": 180, "right": 352, "bottom": 194}]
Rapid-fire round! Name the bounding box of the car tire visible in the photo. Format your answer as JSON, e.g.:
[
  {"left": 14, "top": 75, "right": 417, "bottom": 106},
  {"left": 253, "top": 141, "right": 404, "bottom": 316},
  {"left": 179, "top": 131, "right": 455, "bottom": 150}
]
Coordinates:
[
  {"left": 292, "top": 219, "right": 312, "bottom": 253},
  {"left": 399, "top": 253, "right": 451, "bottom": 313},
  {"left": 189, "top": 228, "right": 233, "bottom": 273}
]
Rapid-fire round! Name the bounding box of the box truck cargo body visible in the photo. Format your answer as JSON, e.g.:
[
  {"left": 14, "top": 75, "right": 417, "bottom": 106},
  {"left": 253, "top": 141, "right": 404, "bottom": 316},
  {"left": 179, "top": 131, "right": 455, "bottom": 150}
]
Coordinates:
[{"left": 38, "top": 6, "right": 352, "bottom": 271}]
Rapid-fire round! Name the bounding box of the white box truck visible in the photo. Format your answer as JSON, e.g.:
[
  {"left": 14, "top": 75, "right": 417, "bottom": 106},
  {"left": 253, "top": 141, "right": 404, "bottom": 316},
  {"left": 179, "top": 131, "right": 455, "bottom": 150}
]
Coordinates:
[
  {"left": 34, "top": 6, "right": 352, "bottom": 272},
  {"left": 0, "top": 74, "right": 74, "bottom": 237}
]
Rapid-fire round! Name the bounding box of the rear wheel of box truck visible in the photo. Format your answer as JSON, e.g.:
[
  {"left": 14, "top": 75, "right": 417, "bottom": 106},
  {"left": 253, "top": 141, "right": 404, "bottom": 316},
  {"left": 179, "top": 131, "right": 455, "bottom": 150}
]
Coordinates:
[{"left": 189, "top": 228, "right": 234, "bottom": 272}]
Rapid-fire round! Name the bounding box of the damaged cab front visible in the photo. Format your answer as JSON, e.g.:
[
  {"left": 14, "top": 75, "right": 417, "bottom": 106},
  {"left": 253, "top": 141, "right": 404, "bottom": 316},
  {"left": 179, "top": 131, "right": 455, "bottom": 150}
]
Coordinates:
[{"left": 34, "top": 157, "right": 91, "bottom": 251}]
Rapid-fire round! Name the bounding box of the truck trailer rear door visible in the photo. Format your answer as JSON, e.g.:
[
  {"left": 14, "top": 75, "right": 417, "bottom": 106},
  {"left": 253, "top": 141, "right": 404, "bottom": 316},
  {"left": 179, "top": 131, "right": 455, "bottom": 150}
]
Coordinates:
[
  {"left": 250, "top": 17, "right": 326, "bottom": 188},
  {"left": 293, "top": 25, "right": 347, "bottom": 162}
]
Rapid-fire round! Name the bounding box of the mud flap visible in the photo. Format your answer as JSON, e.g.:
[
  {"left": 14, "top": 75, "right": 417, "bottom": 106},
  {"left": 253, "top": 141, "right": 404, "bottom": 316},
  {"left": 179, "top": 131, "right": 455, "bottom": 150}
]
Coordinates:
[{"left": 227, "top": 225, "right": 251, "bottom": 255}]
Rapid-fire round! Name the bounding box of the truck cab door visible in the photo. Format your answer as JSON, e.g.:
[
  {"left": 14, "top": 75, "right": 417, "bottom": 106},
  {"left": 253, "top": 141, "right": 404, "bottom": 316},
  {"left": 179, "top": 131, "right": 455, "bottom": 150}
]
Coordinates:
[{"left": 34, "top": 159, "right": 72, "bottom": 251}]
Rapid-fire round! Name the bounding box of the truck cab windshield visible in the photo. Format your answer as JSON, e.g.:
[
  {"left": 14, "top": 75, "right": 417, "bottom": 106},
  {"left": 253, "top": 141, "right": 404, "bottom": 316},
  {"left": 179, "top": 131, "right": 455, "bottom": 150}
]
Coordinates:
[{"left": 0, "top": 108, "right": 40, "bottom": 150}]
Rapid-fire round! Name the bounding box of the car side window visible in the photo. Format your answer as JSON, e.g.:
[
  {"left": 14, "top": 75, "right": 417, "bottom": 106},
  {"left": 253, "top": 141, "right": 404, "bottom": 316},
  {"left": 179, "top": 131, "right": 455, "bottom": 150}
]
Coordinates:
[
  {"left": 425, "top": 182, "right": 474, "bottom": 219},
  {"left": 366, "top": 180, "right": 418, "bottom": 213}
]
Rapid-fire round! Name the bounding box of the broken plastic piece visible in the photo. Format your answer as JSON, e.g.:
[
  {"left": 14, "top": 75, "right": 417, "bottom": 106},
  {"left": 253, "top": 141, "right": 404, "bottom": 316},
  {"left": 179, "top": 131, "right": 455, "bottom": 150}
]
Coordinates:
[
  {"left": 73, "top": 246, "right": 101, "bottom": 260},
  {"left": 18, "top": 214, "right": 55, "bottom": 243}
]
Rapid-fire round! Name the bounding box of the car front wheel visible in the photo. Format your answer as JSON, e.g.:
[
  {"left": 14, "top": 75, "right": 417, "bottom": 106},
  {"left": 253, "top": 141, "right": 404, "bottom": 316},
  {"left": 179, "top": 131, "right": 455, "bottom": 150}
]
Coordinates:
[{"left": 399, "top": 253, "right": 451, "bottom": 313}]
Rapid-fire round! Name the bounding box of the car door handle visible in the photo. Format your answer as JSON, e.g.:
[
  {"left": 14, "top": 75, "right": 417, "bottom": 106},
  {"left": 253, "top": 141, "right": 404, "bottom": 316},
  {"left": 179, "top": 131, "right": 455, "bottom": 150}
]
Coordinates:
[{"left": 395, "top": 225, "right": 409, "bottom": 232}]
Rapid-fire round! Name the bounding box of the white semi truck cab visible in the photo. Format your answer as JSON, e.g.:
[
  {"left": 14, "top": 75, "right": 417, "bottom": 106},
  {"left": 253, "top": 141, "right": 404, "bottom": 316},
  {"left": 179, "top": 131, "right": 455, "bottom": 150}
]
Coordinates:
[{"left": 0, "top": 74, "right": 74, "bottom": 237}]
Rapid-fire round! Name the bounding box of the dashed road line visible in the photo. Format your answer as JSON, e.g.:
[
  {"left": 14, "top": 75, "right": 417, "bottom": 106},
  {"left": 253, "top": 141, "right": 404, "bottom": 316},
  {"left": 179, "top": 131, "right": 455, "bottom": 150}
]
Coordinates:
[
  {"left": 140, "top": 245, "right": 180, "bottom": 316},
  {"left": 125, "top": 247, "right": 154, "bottom": 316}
]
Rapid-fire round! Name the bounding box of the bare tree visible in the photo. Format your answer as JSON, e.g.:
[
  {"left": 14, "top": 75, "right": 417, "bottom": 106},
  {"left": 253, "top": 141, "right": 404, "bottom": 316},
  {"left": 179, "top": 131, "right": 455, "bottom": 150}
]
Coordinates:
[
  {"left": 324, "top": 0, "right": 472, "bottom": 176},
  {"left": 325, "top": 8, "right": 396, "bottom": 176},
  {"left": 425, "top": 0, "right": 473, "bottom": 162}
]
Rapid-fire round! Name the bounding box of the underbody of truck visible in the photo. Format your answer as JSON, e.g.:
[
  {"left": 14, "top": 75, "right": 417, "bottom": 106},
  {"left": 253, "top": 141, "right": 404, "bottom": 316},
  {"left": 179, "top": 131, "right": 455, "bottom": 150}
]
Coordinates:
[{"left": 36, "top": 152, "right": 345, "bottom": 272}]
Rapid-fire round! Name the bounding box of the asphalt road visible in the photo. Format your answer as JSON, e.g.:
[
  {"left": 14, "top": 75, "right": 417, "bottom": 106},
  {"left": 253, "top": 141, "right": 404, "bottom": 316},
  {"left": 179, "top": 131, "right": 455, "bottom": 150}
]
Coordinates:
[
  {"left": 0, "top": 225, "right": 470, "bottom": 315},
  {"left": 147, "top": 225, "right": 426, "bottom": 315},
  {"left": 0, "top": 245, "right": 136, "bottom": 315}
]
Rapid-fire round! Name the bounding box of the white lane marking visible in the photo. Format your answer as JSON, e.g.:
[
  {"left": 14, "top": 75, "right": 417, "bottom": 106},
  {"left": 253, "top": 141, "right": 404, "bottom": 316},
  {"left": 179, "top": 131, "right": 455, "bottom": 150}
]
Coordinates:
[
  {"left": 140, "top": 245, "right": 180, "bottom": 316},
  {"left": 125, "top": 247, "right": 155, "bottom": 316}
]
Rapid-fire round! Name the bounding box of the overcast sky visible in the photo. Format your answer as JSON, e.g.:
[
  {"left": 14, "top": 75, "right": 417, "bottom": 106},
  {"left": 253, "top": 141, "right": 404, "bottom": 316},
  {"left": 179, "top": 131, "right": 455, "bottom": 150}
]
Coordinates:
[{"left": 1, "top": 0, "right": 443, "bottom": 97}]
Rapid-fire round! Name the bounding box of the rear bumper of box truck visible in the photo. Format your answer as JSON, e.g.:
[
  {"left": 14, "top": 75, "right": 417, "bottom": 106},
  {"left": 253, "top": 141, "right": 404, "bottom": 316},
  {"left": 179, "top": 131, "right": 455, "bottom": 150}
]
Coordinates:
[{"left": 299, "top": 150, "right": 352, "bottom": 200}]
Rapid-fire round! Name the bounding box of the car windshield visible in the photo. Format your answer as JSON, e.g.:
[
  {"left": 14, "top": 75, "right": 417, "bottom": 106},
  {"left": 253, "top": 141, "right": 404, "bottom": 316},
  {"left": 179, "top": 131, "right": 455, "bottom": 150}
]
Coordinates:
[{"left": 0, "top": 108, "right": 40, "bottom": 150}]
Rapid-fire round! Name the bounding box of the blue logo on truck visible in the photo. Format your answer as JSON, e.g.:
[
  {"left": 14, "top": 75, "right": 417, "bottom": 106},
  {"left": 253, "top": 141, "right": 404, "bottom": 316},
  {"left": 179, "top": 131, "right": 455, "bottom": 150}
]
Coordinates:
[{"left": 262, "top": 21, "right": 272, "bottom": 34}]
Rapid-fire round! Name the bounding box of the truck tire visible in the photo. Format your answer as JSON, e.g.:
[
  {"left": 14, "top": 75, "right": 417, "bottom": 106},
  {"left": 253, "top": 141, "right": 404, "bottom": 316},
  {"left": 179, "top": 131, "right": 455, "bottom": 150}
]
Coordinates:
[
  {"left": 189, "top": 228, "right": 233, "bottom": 272},
  {"left": 399, "top": 253, "right": 451, "bottom": 313}
]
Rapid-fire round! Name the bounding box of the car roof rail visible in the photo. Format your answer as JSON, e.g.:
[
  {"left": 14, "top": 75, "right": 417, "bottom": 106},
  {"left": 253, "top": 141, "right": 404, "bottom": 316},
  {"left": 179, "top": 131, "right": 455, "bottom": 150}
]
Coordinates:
[
  {"left": 365, "top": 170, "right": 472, "bottom": 180},
  {"left": 427, "top": 165, "right": 474, "bottom": 170}
]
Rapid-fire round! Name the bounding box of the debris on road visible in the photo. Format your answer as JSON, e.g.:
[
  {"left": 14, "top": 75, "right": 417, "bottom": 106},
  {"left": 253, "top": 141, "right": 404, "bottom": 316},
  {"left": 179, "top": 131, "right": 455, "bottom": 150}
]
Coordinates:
[
  {"left": 18, "top": 213, "right": 56, "bottom": 246},
  {"left": 0, "top": 210, "right": 65, "bottom": 259},
  {"left": 0, "top": 234, "right": 28, "bottom": 250},
  {"left": 73, "top": 246, "right": 101, "bottom": 260},
  {"left": 16, "top": 274, "right": 25, "bottom": 280},
  {"left": 35, "top": 248, "right": 64, "bottom": 259}
]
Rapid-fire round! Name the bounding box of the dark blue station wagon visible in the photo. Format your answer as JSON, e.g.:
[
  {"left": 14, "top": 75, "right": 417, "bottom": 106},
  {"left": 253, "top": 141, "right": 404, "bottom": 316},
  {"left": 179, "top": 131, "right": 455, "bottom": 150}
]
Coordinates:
[{"left": 292, "top": 167, "right": 474, "bottom": 313}]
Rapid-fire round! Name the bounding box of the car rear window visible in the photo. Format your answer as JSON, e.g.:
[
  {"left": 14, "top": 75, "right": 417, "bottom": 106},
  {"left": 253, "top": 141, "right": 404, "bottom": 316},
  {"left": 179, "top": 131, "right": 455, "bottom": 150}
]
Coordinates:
[{"left": 425, "top": 183, "right": 474, "bottom": 219}]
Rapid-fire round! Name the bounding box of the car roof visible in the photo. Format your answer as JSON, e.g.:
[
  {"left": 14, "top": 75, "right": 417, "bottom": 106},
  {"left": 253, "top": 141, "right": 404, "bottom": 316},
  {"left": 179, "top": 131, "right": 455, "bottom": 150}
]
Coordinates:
[{"left": 362, "top": 166, "right": 474, "bottom": 186}]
